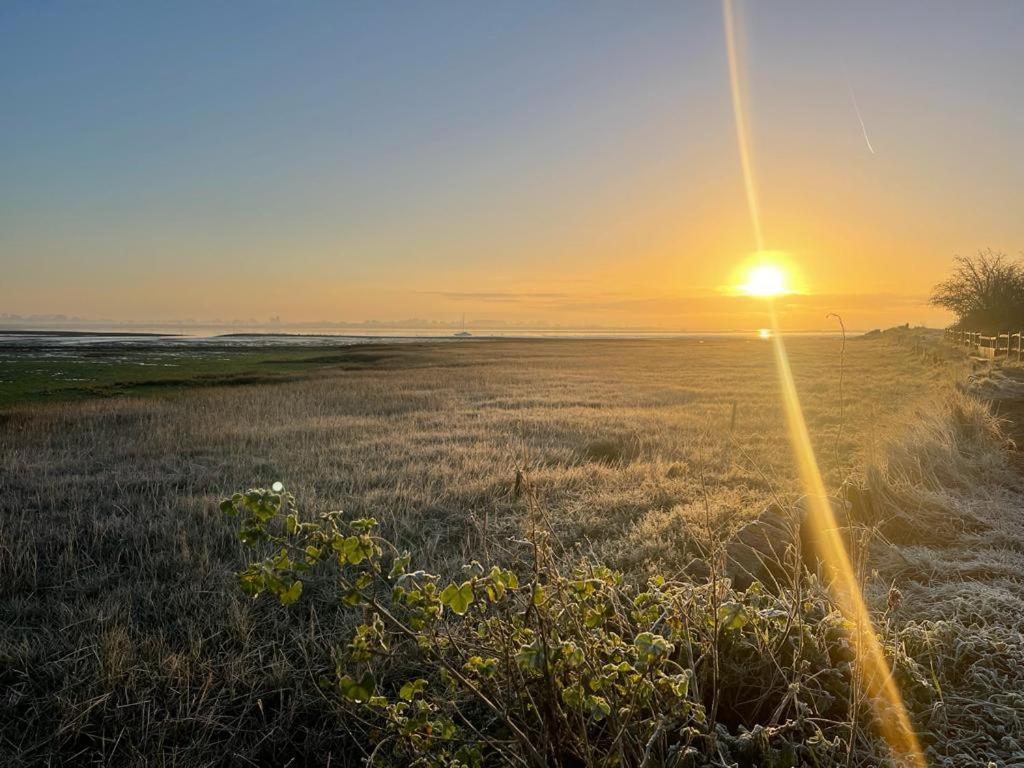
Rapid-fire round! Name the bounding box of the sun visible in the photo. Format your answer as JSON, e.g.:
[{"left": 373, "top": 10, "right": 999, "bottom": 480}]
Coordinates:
[
  {"left": 725, "top": 251, "right": 802, "bottom": 299},
  {"left": 740, "top": 263, "right": 789, "bottom": 297}
]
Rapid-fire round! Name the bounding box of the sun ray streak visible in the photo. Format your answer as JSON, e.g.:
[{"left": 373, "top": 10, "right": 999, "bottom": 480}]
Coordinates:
[
  {"left": 721, "top": 2, "right": 925, "bottom": 764},
  {"left": 769, "top": 305, "right": 925, "bottom": 766},
  {"left": 722, "top": 0, "right": 764, "bottom": 252}
]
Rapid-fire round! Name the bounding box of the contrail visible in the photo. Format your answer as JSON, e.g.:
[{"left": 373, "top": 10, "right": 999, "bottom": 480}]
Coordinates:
[{"left": 847, "top": 77, "right": 875, "bottom": 154}]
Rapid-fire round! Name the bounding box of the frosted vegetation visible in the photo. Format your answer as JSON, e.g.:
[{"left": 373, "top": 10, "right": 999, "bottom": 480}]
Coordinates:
[{"left": 1, "top": 332, "right": 1021, "bottom": 765}]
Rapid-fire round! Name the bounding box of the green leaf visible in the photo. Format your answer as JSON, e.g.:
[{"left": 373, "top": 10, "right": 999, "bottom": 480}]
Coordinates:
[
  {"left": 560, "top": 641, "right": 584, "bottom": 668},
  {"left": 464, "top": 655, "right": 499, "bottom": 677},
  {"left": 670, "top": 671, "right": 691, "bottom": 698},
  {"left": 399, "top": 678, "right": 428, "bottom": 701},
  {"left": 350, "top": 517, "right": 378, "bottom": 533},
  {"left": 338, "top": 535, "right": 374, "bottom": 565},
  {"left": 272, "top": 548, "right": 291, "bottom": 570},
  {"left": 516, "top": 641, "right": 546, "bottom": 671},
  {"left": 339, "top": 672, "right": 375, "bottom": 703},
  {"left": 718, "top": 601, "right": 748, "bottom": 631},
  {"left": 586, "top": 694, "right": 611, "bottom": 721},
  {"left": 389, "top": 551, "right": 411, "bottom": 579},
  {"left": 561, "top": 683, "right": 584, "bottom": 708},
  {"left": 279, "top": 580, "right": 303, "bottom": 605},
  {"left": 635, "top": 631, "right": 674, "bottom": 665},
  {"left": 486, "top": 567, "right": 506, "bottom": 601},
  {"left": 440, "top": 581, "right": 475, "bottom": 615},
  {"left": 238, "top": 568, "right": 265, "bottom": 597}
]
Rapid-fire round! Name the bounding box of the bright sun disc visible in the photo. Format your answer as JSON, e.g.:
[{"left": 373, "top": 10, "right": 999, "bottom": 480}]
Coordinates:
[{"left": 740, "top": 264, "right": 788, "bottom": 297}]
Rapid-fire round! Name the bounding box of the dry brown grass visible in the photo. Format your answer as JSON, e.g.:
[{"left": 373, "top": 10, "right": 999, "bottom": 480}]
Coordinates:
[{"left": 0, "top": 335, "right": 977, "bottom": 764}]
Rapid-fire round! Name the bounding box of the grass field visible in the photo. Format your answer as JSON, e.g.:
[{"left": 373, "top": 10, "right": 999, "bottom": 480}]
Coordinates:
[{"left": 1, "top": 333, "right": 1020, "bottom": 765}]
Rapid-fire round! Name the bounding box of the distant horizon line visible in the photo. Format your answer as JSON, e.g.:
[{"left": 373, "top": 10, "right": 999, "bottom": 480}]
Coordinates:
[{"left": 0, "top": 317, "right": 929, "bottom": 336}]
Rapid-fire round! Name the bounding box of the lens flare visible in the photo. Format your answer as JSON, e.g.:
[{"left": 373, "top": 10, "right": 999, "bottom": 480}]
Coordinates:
[
  {"left": 767, "top": 307, "right": 925, "bottom": 766},
  {"left": 723, "top": 0, "right": 764, "bottom": 252},
  {"left": 721, "top": 2, "right": 925, "bottom": 764}
]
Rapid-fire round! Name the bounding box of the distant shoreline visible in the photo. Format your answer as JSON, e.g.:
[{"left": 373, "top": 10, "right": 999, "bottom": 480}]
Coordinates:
[
  {"left": 0, "top": 329, "right": 174, "bottom": 338},
  {"left": 0, "top": 327, "right": 869, "bottom": 341}
]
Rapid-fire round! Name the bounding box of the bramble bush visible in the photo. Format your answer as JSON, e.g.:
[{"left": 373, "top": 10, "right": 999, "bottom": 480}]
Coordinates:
[{"left": 221, "top": 486, "right": 925, "bottom": 767}]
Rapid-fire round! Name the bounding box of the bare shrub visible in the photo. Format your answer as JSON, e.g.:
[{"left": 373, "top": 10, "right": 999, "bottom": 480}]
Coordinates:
[{"left": 930, "top": 250, "right": 1024, "bottom": 332}]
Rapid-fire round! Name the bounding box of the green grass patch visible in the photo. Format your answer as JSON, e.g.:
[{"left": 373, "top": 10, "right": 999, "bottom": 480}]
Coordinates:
[{"left": 0, "top": 344, "right": 391, "bottom": 407}]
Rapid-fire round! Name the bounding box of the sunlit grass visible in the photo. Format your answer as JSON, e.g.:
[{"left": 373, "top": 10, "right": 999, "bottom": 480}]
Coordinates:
[{"left": 1, "top": 335, "right": 1011, "bottom": 764}]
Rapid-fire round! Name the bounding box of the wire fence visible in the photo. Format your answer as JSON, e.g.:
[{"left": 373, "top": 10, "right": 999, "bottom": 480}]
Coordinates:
[{"left": 945, "top": 328, "right": 1024, "bottom": 361}]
